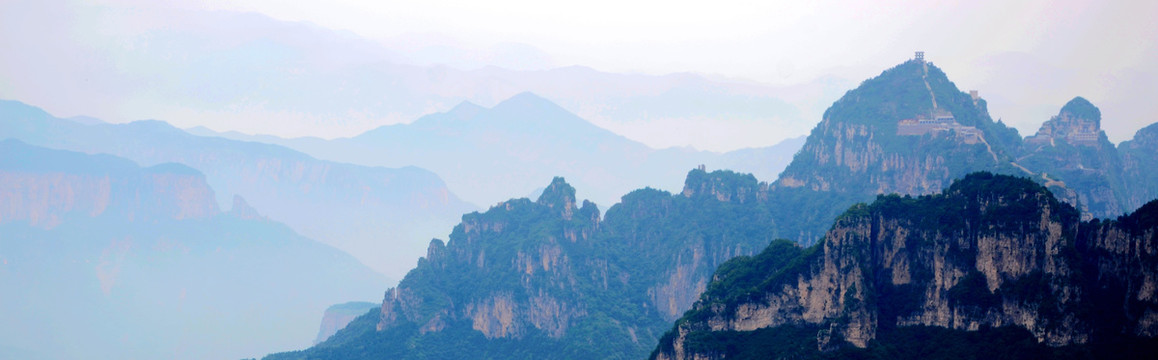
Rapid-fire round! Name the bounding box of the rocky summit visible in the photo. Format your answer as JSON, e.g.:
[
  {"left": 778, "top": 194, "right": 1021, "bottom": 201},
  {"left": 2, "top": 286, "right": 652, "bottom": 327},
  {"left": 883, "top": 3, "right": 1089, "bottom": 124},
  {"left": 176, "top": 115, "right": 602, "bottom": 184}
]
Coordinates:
[{"left": 769, "top": 57, "right": 1158, "bottom": 244}]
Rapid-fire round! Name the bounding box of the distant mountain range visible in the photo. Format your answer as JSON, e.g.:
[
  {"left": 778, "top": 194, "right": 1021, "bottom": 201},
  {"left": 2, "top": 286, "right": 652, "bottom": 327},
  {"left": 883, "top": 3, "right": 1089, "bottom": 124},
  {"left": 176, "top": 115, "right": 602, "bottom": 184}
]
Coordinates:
[
  {"left": 0, "top": 140, "right": 385, "bottom": 360},
  {"left": 2, "top": 6, "right": 842, "bottom": 152},
  {"left": 265, "top": 57, "right": 1158, "bottom": 359},
  {"left": 188, "top": 92, "right": 807, "bottom": 207},
  {"left": 0, "top": 100, "right": 476, "bottom": 280}
]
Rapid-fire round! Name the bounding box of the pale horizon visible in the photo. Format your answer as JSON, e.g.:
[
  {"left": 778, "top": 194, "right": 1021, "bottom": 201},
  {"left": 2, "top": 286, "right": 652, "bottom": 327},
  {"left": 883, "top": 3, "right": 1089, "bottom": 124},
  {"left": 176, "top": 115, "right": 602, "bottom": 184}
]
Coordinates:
[{"left": 2, "top": 0, "right": 1156, "bottom": 151}]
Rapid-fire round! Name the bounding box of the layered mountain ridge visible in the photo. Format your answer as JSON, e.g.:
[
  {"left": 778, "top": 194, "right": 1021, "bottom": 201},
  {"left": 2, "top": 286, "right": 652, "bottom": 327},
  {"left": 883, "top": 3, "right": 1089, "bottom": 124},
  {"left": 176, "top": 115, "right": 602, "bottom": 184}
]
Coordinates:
[
  {"left": 0, "top": 100, "right": 476, "bottom": 279},
  {"left": 0, "top": 141, "right": 386, "bottom": 360},
  {"left": 191, "top": 92, "right": 806, "bottom": 207},
  {"left": 268, "top": 56, "right": 1158, "bottom": 359}
]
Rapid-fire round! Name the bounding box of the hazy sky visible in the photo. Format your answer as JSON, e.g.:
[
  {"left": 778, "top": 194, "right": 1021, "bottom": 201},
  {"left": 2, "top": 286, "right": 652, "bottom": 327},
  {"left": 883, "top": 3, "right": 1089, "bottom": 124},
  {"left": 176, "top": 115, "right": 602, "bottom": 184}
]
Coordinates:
[{"left": 3, "top": 0, "right": 1156, "bottom": 149}]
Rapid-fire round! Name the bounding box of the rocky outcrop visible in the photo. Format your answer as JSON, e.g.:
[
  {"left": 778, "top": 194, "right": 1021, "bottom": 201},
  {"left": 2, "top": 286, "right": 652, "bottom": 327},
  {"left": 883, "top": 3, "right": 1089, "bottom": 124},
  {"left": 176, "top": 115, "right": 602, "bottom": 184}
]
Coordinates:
[
  {"left": 682, "top": 168, "right": 768, "bottom": 203},
  {"left": 374, "top": 177, "right": 596, "bottom": 343},
  {"left": 0, "top": 139, "right": 218, "bottom": 227},
  {"left": 654, "top": 173, "right": 1158, "bottom": 359}
]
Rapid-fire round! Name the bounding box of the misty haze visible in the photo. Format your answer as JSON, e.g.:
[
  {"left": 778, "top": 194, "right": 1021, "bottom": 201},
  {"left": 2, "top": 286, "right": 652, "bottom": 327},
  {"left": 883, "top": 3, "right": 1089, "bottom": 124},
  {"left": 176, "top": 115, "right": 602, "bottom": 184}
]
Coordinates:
[{"left": 2, "top": 1, "right": 1157, "bottom": 359}]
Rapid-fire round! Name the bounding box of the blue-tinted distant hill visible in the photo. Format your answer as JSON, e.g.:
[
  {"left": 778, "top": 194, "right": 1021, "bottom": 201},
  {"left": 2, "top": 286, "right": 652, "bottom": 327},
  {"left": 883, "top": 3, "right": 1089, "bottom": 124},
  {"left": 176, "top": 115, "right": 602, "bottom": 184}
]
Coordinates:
[
  {"left": 0, "top": 140, "right": 386, "bottom": 360},
  {"left": 189, "top": 92, "right": 806, "bottom": 207},
  {"left": 0, "top": 101, "right": 476, "bottom": 280}
]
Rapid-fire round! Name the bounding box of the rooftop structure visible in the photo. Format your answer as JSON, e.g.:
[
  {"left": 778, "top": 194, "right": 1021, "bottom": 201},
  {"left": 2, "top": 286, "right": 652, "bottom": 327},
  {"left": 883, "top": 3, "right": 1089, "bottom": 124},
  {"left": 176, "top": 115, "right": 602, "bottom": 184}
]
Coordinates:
[{"left": 897, "top": 110, "right": 982, "bottom": 144}]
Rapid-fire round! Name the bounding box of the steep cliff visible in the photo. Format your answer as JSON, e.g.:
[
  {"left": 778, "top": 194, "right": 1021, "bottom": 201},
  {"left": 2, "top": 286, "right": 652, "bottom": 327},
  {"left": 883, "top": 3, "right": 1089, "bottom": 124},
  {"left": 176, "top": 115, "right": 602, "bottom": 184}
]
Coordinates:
[
  {"left": 266, "top": 171, "right": 779, "bottom": 359},
  {"left": 653, "top": 173, "right": 1158, "bottom": 359},
  {"left": 0, "top": 139, "right": 219, "bottom": 226}
]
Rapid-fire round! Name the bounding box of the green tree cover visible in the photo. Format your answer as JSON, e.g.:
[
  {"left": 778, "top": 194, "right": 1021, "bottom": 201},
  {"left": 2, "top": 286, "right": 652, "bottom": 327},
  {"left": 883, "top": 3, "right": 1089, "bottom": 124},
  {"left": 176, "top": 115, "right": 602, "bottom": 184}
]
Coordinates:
[
  {"left": 1059, "top": 97, "right": 1102, "bottom": 127},
  {"left": 653, "top": 173, "right": 1158, "bottom": 359}
]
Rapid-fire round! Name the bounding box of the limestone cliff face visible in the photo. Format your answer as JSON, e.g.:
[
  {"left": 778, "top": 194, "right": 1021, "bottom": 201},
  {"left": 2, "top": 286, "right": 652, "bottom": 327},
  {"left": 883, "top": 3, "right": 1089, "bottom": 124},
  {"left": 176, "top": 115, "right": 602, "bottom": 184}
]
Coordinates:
[
  {"left": 0, "top": 140, "right": 219, "bottom": 227},
  {"left": 0, "top": 172, "right": 115, "bottom": 228},
  {"left": 655, "top": 173, "right": 1158, "bottom": 359},
  {"left": 376, "top": 177, "right": 596, "bottom": 341},
  {"left": 140, "top": 166, "right": 220, "bottom": 220},
  {"left": 648, "top": 170, "right": 772, "bottom": 320}
]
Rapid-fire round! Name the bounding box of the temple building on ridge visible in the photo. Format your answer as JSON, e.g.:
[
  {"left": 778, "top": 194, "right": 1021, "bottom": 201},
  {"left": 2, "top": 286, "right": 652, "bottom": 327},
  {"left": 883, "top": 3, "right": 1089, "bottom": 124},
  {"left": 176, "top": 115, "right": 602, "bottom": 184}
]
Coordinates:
[{"left": 896, "top": 109, "right": 983, "bottom": 144}]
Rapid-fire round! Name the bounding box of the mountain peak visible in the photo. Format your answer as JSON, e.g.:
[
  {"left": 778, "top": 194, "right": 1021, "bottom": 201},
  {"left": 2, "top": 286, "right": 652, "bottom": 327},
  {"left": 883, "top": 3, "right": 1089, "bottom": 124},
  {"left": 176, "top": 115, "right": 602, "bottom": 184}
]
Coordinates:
[
  {"left": 536, "top": 177, "right": 576, "bottom": 219},
  {"left": 1060, "top": 96, "right": 1101, "bottom": 125},
  {"left": 505, "top": 91, "right": 549, "bottom": 103},
  {"left": 1026, "top": 96, "right": 1103, "bottom": 146},
  {"left": 820, "top": 59, "right": 950, "bottom": 128},
  {"left": 493, "top": 92, "right": 560, "bottom": 113},
  {"left": 775, "top": 56, "right": 1008, "bottom": 198}
]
